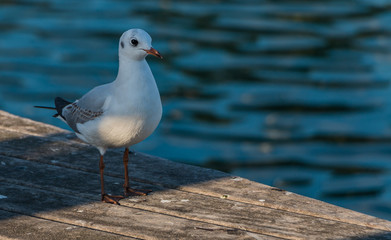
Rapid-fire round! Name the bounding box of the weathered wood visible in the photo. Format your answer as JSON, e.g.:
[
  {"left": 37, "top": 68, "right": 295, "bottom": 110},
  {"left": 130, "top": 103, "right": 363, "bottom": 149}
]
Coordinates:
[
  {"left": 0, "top": 182, "right": 265, "bottom": 240},
  {"left": 178, "top": 178, "right": 391, "bottom": 231},
  {"left": 1, "top": 110, "right": 391, "bottom": 239},
  {"left": 0, "top": 210, "right": 135, "bottom": 240},
  {"left": 1, "top": 154, "right": 386, "bottom": 239}
]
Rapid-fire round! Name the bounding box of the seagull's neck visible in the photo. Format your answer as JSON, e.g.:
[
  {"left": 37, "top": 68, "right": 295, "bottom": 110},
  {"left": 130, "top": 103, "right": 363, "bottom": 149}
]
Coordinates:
[
  {"left": 114, "top": 55, "right": 153, "bottom": 87},
  {"left": 109, "top": 53, "right": 161, "bottom": 115}
]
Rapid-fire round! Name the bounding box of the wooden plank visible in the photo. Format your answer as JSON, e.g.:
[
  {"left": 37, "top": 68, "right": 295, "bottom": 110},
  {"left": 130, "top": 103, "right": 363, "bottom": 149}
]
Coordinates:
[
  {"left": 0, "top": 110, "right": 66, "bottom": 136},
  {"left": 1, "top": 154, "right": 390, "bottom": 239},
  {"left": 0, "top": 210, "right": 135, "bottom": 240},
  {"left": 177, "top": 177, "right": 391, "bottom": 232},
  {"left": 0, "top": 182, "right": 270, "bottom": 240},
  {"left": 121, "top": 189, "right": 391, "bottom": 239}
]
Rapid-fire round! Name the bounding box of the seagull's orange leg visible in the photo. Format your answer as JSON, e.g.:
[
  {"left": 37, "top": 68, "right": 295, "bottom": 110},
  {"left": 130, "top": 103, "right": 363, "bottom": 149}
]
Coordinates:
[
  {"left": 99, "top": 155, "right": 123, "bottom": 204},
  {"left": 123, "top": 148, "right": 152, "bottom": 196}
]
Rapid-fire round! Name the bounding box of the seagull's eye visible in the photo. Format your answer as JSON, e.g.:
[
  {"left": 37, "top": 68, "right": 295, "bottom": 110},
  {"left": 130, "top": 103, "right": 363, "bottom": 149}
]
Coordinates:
[{"left": 130, "top": 39, "right": 138, "bottom": 47}]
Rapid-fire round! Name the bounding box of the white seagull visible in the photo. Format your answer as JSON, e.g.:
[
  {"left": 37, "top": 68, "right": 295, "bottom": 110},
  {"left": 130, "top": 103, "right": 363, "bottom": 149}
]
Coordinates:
[{"left": 35, "top": 28, "right": 163, "bottom": 204}]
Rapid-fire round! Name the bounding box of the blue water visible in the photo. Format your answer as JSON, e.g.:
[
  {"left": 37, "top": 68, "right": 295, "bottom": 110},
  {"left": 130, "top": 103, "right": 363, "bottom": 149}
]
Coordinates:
[{"left": 2, "top": 0, "right": 391, "bottom": 220}]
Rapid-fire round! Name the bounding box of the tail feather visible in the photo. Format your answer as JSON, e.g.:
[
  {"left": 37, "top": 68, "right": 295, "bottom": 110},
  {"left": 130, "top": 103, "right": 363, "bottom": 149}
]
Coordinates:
[
  {"left": 35, "top": 97, "right": 72, "bottom": 119},
  {"left": 34, "top": 106, "right": 56, "bottom": 110},
  {"left": 54, "top": 97, "right": 72, "bottom": 119}
]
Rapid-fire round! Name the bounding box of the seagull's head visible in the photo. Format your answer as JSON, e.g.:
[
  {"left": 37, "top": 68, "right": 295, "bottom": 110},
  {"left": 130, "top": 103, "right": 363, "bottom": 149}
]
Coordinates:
[{"left": 118, "top": 28, "right": 163, "bottom": 61}]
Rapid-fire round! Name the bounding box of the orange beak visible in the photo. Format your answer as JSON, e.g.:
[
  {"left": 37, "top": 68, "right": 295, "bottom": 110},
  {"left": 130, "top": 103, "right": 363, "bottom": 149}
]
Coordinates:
[{"left": 144, "top": 47, "right": 163, "bottom": 59}]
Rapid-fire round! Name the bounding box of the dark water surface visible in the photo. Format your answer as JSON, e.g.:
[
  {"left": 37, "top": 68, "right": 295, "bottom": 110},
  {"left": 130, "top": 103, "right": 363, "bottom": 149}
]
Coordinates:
[{"left": 2, "top": 0, "right": 391, "bottom": 220}]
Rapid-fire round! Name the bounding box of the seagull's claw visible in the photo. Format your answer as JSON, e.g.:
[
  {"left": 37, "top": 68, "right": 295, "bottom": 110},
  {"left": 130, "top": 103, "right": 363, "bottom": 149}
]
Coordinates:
[
  {"left": 102, "top": 194, "right": 124, "bottom": 205},
  {"left": 124, "top": 187, "right": 152, "bottom": 197}
]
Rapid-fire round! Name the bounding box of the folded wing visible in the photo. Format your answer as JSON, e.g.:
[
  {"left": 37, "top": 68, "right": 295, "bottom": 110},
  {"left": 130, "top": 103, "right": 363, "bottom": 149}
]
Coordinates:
[{"left": 55, "top": 84, "right": 111, "bottom": 133}]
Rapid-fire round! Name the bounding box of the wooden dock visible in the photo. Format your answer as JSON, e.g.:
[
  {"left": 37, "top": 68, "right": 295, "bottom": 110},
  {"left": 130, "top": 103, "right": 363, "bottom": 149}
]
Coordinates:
[{"left": 1, "top": 110, "right": 391, "bottom": 239}]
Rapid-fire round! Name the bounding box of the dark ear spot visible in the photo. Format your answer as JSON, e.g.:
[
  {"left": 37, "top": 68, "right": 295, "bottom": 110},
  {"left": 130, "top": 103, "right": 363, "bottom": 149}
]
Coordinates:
[{"left": 120, "top": 41, "right": 124, "bottom": 48}]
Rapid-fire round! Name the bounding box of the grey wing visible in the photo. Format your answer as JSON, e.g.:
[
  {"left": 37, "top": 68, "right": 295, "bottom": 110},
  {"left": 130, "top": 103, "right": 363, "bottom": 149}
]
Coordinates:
[
  {"left": 62, "top": 83, "right": 111, "bottom": 133},
  {"left": 77, "top": 83, "right": 111, "bottom": 110},
  {"left": 62, "top": 102, "right": 103, "bottom": 133}
]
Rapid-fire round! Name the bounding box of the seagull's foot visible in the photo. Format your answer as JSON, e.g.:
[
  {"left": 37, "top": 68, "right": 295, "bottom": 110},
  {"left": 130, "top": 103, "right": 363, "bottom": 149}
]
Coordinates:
[
  {"left": 124, "top": 187, "right": 152, "bottom": 197},
  {"left": 101, "top": 194, "right": 124, "bottom": 205}
]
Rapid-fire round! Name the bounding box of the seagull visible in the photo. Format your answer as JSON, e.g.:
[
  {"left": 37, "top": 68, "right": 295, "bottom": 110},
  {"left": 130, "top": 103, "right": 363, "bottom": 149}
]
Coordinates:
[{"left": 35, "top": 28, "right": 163, "bottom": 205}]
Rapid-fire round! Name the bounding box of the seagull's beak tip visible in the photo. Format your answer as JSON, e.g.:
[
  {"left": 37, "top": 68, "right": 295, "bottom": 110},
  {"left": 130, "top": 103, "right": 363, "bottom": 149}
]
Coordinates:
[{"left": 145, "top": 47, "right": 163, "bottom": 60}]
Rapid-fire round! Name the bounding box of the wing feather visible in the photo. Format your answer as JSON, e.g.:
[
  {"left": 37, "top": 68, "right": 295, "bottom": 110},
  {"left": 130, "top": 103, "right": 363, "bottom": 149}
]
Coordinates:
[
  {"left": 62, "top": 102, "right": 103, "bottom": 133},
  {"left": 55, "top": 83, "right": 111, "bottom": 133}
]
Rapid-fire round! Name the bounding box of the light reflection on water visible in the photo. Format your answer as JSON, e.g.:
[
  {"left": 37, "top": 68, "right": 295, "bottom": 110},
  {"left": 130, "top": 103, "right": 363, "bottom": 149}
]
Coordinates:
[{"left": 2, "top": 0, "right": 391, "bottom": 220}]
